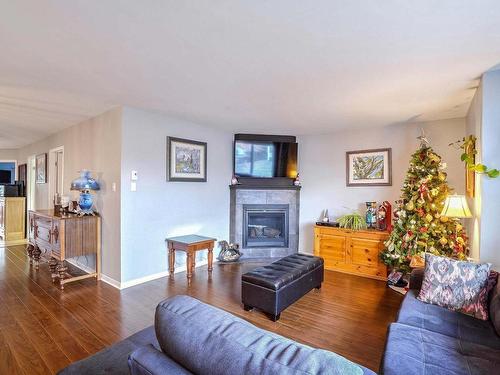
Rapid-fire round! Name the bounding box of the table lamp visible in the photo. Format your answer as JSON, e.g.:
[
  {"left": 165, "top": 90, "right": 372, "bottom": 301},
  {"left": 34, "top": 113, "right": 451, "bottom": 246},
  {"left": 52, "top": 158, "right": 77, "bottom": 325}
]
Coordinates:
[
  {"left": 70, "top": 170, "right": 100, "bottom": 215},
  {"left": 440, "top": 194, "right": 472, "bottom": 219}
]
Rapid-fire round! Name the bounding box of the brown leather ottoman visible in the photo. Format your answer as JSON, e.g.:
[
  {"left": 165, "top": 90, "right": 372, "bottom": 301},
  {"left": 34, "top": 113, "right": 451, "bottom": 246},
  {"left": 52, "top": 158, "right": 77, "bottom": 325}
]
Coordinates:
[{"left": 241, "top": 254, "right": 324, "bottom": 321}]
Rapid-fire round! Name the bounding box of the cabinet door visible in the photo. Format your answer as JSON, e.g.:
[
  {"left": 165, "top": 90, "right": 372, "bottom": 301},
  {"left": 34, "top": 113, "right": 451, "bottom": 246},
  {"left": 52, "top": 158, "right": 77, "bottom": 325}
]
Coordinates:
[
  {"left": 350, "top": 237, "right": 382, "bottom": 267},
  {"left": 318, "top": 234, "right": 347, "bottom": 268}
]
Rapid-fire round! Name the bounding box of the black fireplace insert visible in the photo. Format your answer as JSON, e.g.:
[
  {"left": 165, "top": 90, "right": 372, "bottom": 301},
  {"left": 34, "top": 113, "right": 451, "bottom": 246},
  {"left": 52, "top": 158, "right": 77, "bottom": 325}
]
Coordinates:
[{"left": 242, "top": 204, "right": 289, "bottom": 248}]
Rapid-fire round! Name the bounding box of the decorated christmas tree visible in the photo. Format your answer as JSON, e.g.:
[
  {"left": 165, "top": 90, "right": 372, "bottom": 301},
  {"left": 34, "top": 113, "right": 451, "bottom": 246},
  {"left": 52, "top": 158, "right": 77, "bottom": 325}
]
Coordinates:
[{"left": 381, "top": 135, "right": 468, "bottom": 273}]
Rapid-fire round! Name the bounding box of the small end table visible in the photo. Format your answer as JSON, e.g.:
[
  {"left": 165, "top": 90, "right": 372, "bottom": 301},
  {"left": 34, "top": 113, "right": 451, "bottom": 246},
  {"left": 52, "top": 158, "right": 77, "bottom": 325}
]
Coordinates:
[{"left": 166, "top": 235, "right": 217, "bottom": 285}]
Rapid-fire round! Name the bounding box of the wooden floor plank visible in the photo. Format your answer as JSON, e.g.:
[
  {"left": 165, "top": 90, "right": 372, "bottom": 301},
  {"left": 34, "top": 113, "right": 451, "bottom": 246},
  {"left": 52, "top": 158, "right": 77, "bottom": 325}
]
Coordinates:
[{"left": 0, "top": 245, "right": 403, "bottom": 373}]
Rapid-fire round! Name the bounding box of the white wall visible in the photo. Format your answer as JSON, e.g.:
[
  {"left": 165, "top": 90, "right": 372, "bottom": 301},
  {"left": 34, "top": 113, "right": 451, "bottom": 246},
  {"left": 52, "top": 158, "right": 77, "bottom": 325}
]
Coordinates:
[
  {"left": 16, "top": 108, "right": 123, "bottom": 281},
  {"left": 479, "top": 69, "right": 500, "bottom": 270},
  {"left": 298, "top": 118, "right": 466, "bottom": 253},
  {"left": 120, "top": 107, "right": 233, "bottom": 283}
]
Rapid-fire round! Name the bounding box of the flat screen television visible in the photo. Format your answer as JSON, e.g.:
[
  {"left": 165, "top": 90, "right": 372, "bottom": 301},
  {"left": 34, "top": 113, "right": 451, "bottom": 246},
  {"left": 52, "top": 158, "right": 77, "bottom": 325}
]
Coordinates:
[
  {"left": 0, "top": 170, "right": 11, "bottom": 184},
  {"left": 234, "top": 139, "right": 298, "bottom": 178}
]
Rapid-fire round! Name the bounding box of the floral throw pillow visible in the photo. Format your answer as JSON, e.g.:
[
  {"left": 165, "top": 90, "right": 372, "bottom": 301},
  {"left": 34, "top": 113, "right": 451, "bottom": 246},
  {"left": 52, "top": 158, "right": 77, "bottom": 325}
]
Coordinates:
[
  {"left": 417, "top": 254, "right": 491, "bottom": 315},
  {"left": 460, "top": 270, "right": 498, "bottom": 320}
]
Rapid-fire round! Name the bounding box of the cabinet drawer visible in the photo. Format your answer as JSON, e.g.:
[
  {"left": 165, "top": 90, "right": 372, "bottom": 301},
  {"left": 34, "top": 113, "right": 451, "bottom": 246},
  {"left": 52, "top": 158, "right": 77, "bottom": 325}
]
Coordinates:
[
  {"left": 35, "top": 217, "right": 52, "bottom": 229},
  {"left": 35, "top": 225, "right": 51, "bottom": 243},
  {"left": 351, "top": 238, "right": 382, "bottom": 267}
]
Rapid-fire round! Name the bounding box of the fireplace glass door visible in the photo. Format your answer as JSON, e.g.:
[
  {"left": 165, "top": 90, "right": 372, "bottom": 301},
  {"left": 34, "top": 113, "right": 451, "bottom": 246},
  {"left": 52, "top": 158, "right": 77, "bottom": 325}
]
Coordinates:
[{"left": 243, "top": 204, "right": 289, "bottom": 248}]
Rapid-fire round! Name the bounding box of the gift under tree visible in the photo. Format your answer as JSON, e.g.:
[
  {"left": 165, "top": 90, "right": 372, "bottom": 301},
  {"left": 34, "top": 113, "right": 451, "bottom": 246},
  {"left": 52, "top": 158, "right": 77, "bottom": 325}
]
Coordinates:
[{"left": 381, "top": 136, "right": 468, "bottom": 273}]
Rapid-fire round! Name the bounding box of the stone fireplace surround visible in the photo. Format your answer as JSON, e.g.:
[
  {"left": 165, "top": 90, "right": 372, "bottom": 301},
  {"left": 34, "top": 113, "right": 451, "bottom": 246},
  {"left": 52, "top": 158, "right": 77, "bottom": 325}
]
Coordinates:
[{"left": 229, "top": 185, "right": 300, "bottom": 258}]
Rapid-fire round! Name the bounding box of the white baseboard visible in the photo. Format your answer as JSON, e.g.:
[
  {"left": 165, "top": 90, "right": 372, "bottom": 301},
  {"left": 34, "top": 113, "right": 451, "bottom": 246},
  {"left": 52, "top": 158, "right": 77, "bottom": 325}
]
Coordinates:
[
  {"left": 66, "top": 258, "right": 121, "bottom": 289},
  {"left": 1, "top": 238, "right": 28, "bottom": 247},
  {"left": 66, "top": 258, "right": 212, "bottom": 290},
  {"left": 120, "top": 259, "right": 209, "bottom": 289},
  {"left": 100, "top": 273, "right": 121, "bottom": 289}
]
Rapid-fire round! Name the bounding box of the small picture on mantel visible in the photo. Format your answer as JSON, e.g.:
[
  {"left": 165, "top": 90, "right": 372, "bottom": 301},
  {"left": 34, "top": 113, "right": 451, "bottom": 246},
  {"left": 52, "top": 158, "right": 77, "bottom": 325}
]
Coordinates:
[
  {"left": 167, "top": 137, "right": 207, "bottom": 182},
  {"left": 346, "top": 148, "right": 392, "bottom": 186}
]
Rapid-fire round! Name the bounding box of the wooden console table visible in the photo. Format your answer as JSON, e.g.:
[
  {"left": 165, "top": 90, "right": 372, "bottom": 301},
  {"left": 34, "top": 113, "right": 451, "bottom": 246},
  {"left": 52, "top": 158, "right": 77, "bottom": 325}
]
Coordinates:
[
  {"left": 314, "top": 226, "right": 389, "bottom": 281},
  {"left": 28, "top": 210, "right": 101, "bottom": 290},
  {"left": 166, "top": 235, "right": 216, "bottom": 285}
]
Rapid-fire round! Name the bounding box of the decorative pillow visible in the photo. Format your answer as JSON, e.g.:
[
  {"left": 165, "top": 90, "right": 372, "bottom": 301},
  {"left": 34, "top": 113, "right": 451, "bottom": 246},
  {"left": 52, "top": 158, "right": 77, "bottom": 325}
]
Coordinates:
[
  {"left": 460, "top": 270, "right": 498, "bottom": 320},
  {"left": 417, "top": 254, "right": 491, "bottom": 314},
  {"left": 490, "top": 273, "right": 500, "bottom": 336}
]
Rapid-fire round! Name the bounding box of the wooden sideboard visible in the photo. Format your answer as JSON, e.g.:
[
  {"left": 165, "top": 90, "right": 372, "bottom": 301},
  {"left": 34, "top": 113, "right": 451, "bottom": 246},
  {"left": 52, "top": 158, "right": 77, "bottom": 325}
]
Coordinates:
[
  {"left": 0, "top": 197, "right": 26, "bottom": 242},
  {"left": 314, "top": 226, "right": 389, "bottom": 281},
  {"left": 28, "top": 210, "right": 101, "bottom": 289}
]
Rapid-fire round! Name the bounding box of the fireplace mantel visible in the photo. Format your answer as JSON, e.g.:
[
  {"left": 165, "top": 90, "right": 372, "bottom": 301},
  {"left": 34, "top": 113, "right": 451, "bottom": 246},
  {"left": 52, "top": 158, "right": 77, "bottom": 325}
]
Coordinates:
[{"left": 229, "top": 184, "right": 301, "bottom": 191}]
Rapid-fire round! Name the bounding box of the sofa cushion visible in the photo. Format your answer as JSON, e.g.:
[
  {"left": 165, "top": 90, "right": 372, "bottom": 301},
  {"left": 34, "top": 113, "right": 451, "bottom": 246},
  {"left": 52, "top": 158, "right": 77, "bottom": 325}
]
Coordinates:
[
  {"left": 155, "top": 295, "right": 372, "bottom": 375},
  {"left": 128, "top": 344, "right": 192, "bottom": 375},
  {"left": 418, "top": 254, "right": 491, "bottom": 311},
  {"left": 382, "top": 323, "right": 500, "bottom": 375},
  {"left": 491, "top": 273, "right": 500, "bottom": 336},
  {"left": 397, "top": 290, "right": 500, "bottom": 349},
  {"left": 241, "top": 254, "right": 323, "bottom": 290},
  {"left": 58, "top": 326, "right": 159, "bottom": 375}
]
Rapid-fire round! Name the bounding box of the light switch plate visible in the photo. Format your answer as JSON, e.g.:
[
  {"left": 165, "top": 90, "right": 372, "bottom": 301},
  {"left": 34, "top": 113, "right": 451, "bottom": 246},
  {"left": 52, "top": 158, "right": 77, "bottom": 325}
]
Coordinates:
[
  {"left": 131, "top": 181, "right": 137, "bottom": 192},
  {"left": 131, "top": 170, "right": 138, "bottom": 181}
]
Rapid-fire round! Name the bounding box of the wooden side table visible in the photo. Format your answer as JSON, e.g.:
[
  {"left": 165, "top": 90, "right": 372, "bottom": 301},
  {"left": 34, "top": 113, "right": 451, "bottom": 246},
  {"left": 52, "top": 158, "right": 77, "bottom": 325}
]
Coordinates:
[{"left": 166, "top": 235, "right": 216, "bottom": 285}]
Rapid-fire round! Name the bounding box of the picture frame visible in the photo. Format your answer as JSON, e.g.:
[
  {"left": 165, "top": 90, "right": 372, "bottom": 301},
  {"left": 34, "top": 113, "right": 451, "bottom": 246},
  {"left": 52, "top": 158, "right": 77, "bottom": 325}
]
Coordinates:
[
  {"left": 167, "top": 137, "right": 207, "bottom": 182},
  {"left": 465, "top": 138, "right": 475, "bottom": 198},
  {"left": 35, "top": 153, "right": 47, "bottom": 184},
  {"left": 346, "top": 148, "right": 392, "bottom": 186}
]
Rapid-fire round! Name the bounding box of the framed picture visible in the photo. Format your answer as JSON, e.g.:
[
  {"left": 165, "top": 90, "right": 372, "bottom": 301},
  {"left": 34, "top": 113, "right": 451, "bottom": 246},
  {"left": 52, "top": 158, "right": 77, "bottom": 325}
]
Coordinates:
[
  {"left": 167, "top": 137, "right": 207, "bottom": 182},
  {"left": 35, "top": 153, "right": 47, "bottom": 184},
  {"left": 346, "top": 148, "right": 392, "bottom": 186},
  {"left": 465, "top": 138, "right": 475, "bottom": 198}
]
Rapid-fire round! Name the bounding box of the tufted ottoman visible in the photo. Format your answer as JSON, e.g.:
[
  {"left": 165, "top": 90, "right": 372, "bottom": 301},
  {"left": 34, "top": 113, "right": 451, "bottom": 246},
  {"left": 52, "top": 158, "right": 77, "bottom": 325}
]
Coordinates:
[{"left": 241, "top": 254, "right": 324, "bottom": 321}]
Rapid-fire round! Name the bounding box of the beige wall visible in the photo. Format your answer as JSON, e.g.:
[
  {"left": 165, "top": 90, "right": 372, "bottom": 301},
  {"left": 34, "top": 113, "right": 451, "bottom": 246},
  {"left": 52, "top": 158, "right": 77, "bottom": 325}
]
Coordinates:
[
  {"left": 0, "top": 149, "right": 19, "bottom": 161},
  {"left": 298, "top": 118, "right": 466, "bottom": 252},
  {"left": 16, "top": 107, "right": 123, "bottom": 281}
]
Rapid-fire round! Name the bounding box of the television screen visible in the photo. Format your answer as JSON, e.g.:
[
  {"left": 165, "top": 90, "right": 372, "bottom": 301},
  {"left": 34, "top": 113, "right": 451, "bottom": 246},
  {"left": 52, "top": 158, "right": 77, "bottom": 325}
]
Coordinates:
[
  {"left": 234, "top": 140, "right": 297, "bottom": 178},
  {"left": 0, "top": 170, "right": 11, "bottom": 184}
]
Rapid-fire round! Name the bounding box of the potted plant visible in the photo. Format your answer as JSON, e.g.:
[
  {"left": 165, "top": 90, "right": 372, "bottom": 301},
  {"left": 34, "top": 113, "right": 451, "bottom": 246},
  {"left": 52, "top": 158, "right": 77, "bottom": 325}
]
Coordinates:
[{"left": 337, "top": 212, "right": 367, "bottom": 230}]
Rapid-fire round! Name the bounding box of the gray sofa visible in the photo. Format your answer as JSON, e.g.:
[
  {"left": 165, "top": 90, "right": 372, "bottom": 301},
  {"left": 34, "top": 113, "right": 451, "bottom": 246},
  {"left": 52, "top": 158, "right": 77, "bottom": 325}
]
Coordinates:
[
  {"left": 381, "top": 268, "right": 500, "bottom": 375},
  {"left": 59, "top": 295, "right": 375, "bottom": 375}
]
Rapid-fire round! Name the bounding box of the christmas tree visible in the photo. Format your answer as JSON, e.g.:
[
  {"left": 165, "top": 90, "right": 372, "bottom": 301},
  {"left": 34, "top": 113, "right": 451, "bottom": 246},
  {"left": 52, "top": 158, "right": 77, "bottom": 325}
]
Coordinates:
[{"left": 381, "top": 136, "right": 468, "bottom": 273}]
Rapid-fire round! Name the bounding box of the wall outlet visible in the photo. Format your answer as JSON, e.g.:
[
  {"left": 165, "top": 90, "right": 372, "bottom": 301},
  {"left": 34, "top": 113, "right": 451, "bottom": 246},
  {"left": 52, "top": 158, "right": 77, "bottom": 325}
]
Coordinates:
[
  {"left": 112, "top": 182, "right": 117, "bottom": 192},
  {"left": 131, "top": 181, "right": 137, "bottom": 192}
]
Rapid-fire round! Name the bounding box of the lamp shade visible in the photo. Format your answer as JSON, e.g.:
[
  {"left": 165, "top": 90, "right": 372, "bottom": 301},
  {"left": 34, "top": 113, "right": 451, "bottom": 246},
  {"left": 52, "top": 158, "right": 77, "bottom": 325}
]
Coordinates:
[
  {"left": 70, "top": 170, "right": 100, "bottom": 191},
  {"left": 440, "top": 194, "right": 472, "bottom": 218}
]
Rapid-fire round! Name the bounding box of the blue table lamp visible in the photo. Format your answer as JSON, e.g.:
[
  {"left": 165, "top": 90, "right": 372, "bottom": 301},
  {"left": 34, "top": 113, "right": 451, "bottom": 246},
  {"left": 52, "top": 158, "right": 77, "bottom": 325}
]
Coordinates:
[{"left": 70, "top": 170, "right": 100, "bottom": 215}]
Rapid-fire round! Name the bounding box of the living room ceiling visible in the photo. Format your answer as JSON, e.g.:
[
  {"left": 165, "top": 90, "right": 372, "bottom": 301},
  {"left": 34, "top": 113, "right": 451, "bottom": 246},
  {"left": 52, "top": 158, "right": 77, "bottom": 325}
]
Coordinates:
[{"left": 1, "top": 1, "right": 500, "bottom": 148}]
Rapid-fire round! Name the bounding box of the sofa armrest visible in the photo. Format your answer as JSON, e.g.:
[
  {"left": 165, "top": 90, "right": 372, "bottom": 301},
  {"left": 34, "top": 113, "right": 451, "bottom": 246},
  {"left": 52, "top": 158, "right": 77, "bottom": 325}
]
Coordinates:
[
  {"left": 128, "top": 345, "right": 191, "bottom": 375},
  {"left": 409, "top": 268, "right": 425, "bottom": 290}
]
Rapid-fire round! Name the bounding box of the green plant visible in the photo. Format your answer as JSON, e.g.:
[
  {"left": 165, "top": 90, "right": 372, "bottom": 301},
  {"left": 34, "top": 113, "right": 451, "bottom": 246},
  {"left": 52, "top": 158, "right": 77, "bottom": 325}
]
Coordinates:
[
  {"left": 338, "top": 213, "right": 367, "bottom": 230},
  {"left": 450, "top": 135, "right": 499, "bottom": 178}
]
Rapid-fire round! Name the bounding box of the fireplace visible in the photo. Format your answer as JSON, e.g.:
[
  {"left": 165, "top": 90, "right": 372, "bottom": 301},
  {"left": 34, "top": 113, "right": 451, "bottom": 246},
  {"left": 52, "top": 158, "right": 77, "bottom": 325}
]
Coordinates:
[
  {"left": 230, "top": 186, "right": 300, "bottom": 258},
  {"left": 243, "top": 204, "right": 289, "bottom": 248}
]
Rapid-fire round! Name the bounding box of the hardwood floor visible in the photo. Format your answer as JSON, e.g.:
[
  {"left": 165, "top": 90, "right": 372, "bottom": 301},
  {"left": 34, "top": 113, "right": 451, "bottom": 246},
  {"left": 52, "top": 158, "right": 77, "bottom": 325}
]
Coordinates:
[{"left": 0, "top": 244, "right": 403, "bottom": 374}]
